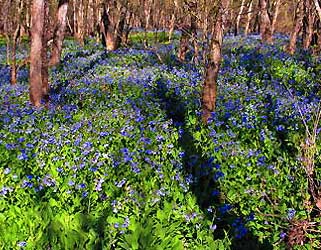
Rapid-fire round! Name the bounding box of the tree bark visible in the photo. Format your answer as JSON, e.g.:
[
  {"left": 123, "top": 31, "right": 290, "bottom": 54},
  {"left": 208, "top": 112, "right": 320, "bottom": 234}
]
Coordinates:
[
  {"left": 100, "top": 1, "right": 127, "bottom": 51},
  {"left": 245, "top": 0, "right": 254, "bottom": 35},
  {"left": 30, "top": 0, "right": 45, "bottom": 107},
  {"left": 76, "top": 0, "right": 85, "bottom": 45},
  {"left": 201, "top": 0, "right": 230, "bottom": 123},
  {"left": 303, "top": 0, "right": 315, "bottom": 49},
  {"left": 178, "top": 25, "right": 190, "bottom": 62},
  {"left": 10, "top": 25, "right": 20, "bottom": 85},
  {"left": 235, "top": 0, "right": 246, "bottom": 35},
  {"left": 313, "top": 0, "right": 321, "bottom": 22},
  {"left": 168, "top": 12, "right": 176, "bottom": 42},
  {"left": 287, "top": 0, "right": 304, "bottom": 54},
  {"left": 260, "top": 0, "right": 273, "bottom": 44},
  {"left": 41, "top": 1, "right": 50, "bottom": 105},
  {"left": 271, "top": 0, "right": 281, "bottom": 34},
  {"left": 49, "top": 0, "right": 69, "bottom": 66}
]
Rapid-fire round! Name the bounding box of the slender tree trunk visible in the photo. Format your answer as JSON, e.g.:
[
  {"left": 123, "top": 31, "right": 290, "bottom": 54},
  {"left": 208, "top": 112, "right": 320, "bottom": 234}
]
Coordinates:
[
  {"left": 10, "top": 25, "right": 20, "bottom": 85},
  {"left": 287, "top": 0, "right": 304, "bottom": 54},
  {"left": 113, "top": 6, "right": 126, "bottom": 50},
  {"left": 168, "top": 12, "right": 176, "bottom": 42},
  {"left": 30, "top": 0, "right": 45, "bottom": 107},
  {"left": 201, "top": 0, "right": 230, "bottom": 123},
  {"left": 100, "top": 4, "right": 109, "bottom": 47},
  {"left": 271, "top": 0, "right": 281, "bottom": 34},
  {"left": 49, "top": 0, "right": 69, "bottom": 66},
  {"left": 260, "top": 0, "right": 273, "bottom": 43},
  {"left": 73, "top": 0, "right": 77, "bottom": 37},
  {"left": 5, "top": 35, "right": 10, "bottom": 65},
  {"left": 41, "top": 1, "right": 50, "bottom": 105},
  {"left": 122, "top": 11, "right": 132, "bottom": 46},
  {"left": 235, "top": 0, "right": 246, "bottom": 35},
  {"left": 77, "top": 0, "right": 84, "bottom": 45},
  {"left": 303, "top": 0, "right": 315, "bottom": 49},
  {"left": 245, "top": 0, "right": 254, "bottom": 35},
  {"left": 178, "top": 25, "right": 189, "bottom": 62},
  {"left": 190, "top": 2, "right": 199, "bottom": 62},
  {"left": 313, "top": 0, "right": 321, "bottom": 21},
  {"left": 144, "top": 0, "right": 152, "bottom": 30}
]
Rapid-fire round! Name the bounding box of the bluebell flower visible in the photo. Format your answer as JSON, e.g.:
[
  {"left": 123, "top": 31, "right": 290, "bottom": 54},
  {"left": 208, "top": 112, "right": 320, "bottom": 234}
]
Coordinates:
[
  {"left": 17, "top": 241, "right": 27, "bottom": 248},
  {"left": 77, "top": 183, "right": 86, "bottom": 189},
  {"left": 287, "top": 208, "right": 296, "bottom": 220},
  {"left": 219, "top": 204, "right": 232, "bottom": 215},
  {"left": 211, "top": 190, "right": 220, "bottom": 196},
  {"left": 116, "top": 179, "right": 126, "bottom": 188},
  {"left": 280, "top": 231, "right": 287, "bottom": 239},
  {"left": 4, "top": 168, "right": 11, "bottom": 174}
]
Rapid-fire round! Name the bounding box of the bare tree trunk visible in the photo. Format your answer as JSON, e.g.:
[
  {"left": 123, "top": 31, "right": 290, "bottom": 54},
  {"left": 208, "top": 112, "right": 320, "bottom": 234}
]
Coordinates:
[
  {"left": 3, "top": 0, "right": 12, "bottom": 66},
  {"left": 30, "top": 0, "right": 45, "bottom": 107},
  {"left": 41, "top": 1, "right": 50, "bottom": 105},
  {"left": 10, "top": 25, "right": 20, "bottom": 85},
  {"left": 144, "top": 0, "right": 152, "bottom": 30},
  {"left": 271, "top": 0, "right": 281, "bottom": 34},
  {"left": 190, "top": 2, "right": 199, "bottom": 62},
  {"left": 245, "top": 0, "right": 254, "bottom": 35},
  {"left": 5, "top": 35, "right": 10, "bottom": 65},
  {"left": 260, "top": 0, "right": 273, "bottom": 43},
  {"left": 168, "top": 12, "right": 176, "bottom": 42},
  {"left": 100, "top": 4, "right": 109, "bottom": 47},
  {"left": 201, "top": 0, "right": 230, "bottom": 123},
  {"left": 101, "top": 1, "right": 127, "bottom": 51},
  {"left": 178, "top": 25, "right": 189, "bottom": 62},
  {"left": 235, "top": 0, "right": 246, "bottom": 35},
  {"left": 303, "top": 0, "right": 315, "bottom": 49},
  {"left": 73, "top": 0, "right": 77, "bottom": 37},
  {"left": 77, "top": 0, "right": 84, "bottom": 45},
  {"left": 49, "top": 0, "right": 69, "bottom": 66},
  {"left": 122, "top": 11, "right": 132, "bottom": 46},
  {"left": 313, "top": 0, "right": 321, "bottom": 21},
  {"left": 287, "top": 0, "right": 304, "bottom": 54},
  {"left": 113, "top": 6, "right": 126, "bottom": 50}
]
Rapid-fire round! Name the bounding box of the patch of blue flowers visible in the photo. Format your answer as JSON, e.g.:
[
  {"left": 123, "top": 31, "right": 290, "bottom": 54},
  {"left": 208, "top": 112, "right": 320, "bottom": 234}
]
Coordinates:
[{"left": 0, "top": 34, "right": 320, "bottom": 249}]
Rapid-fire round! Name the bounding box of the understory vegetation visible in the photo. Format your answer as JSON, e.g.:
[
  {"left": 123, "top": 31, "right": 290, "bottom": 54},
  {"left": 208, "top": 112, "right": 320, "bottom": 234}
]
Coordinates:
[{"left": 0, "top": 33, "right": 321, "bottom": 249}]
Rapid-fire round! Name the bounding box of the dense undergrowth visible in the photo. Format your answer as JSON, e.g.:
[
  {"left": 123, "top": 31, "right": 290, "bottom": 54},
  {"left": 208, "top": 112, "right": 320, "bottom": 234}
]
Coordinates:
[{"left": 0, "top": 34, "right": 321, "bottom": 249}]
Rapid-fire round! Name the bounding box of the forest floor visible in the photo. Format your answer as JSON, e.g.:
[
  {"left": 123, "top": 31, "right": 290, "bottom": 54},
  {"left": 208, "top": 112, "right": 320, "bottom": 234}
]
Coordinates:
[{"left": 0, "top": 34, "right": 321, "bottom": 249}]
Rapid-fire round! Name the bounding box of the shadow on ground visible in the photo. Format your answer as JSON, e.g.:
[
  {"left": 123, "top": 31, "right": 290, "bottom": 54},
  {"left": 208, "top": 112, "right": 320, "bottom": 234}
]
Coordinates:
[{"left": 152, "top": 76, "right": 273, "bottom": 250}]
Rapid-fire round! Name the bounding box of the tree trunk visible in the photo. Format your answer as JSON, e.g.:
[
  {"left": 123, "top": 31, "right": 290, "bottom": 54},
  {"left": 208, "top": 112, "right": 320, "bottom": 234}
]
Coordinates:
[
  {"left": 235, "top": 0, "right": 246, "bottom": 35},
  {"left": 77, "top": 0, "right": 84, "bottom": 45},
  {"left": 41, "top": 1, "right": 50, "bottom": 105},
  {"left": 30, "top": 0, "right": 45, "bottom": 107},
  {"left": 190, "top": 2, "right": 199, "bottom": 62},
  {"left": 10, "top": 25, "right": 20, "bottom": 85},
  {"left": 122, "top": 11, "right": 132, "bottom": 46},
  {"left": 100, "top": 4, "right": 109, "bottom": 47},
  {"left": 201, "top": 0, "right": 230, "bottom": 123},
  {"left": 113, "top": 6, "right": 126, "bottom": 50},
  {"left": 245, "top": 0, "right": 254, "bottom": 35},
  {"left": 313, "top": 0, "right": 321, "bottom": 22},
  {"left": 168, "top": 12, "right": 176, "bottom": 42},
  {"left": 144, "top": 0, "right": 152, "bottom": 30},
  {"left": 260, "top": 0, "right": 273, "bottom": 43},
  {"left": 49, "top": 0, "right": 69, "bottom": 66},
  {"left": 271, "top": 0, "right": 281, "bottom": 34},
  {"left": 287, "top": 0, "right": 304, "bottom": 54},
  {"left": 178, "top": 25, "right": 189, "bottom": 62},
  {"left": 303, "top": 0, "right": 315, "bottom": 49},
  {"left": 101, "top": 1, "right": 127, "bottom": 51}
]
